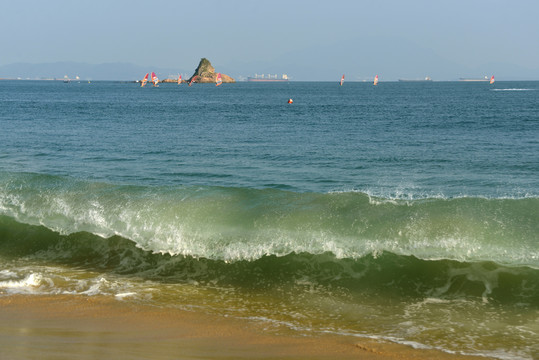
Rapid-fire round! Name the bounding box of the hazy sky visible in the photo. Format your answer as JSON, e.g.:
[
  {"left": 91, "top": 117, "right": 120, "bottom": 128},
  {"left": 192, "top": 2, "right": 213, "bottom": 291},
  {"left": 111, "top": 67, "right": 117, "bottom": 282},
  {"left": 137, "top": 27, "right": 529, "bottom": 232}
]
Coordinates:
[{"left": 1, "top": 0, "right": 538, "bottom": 80}]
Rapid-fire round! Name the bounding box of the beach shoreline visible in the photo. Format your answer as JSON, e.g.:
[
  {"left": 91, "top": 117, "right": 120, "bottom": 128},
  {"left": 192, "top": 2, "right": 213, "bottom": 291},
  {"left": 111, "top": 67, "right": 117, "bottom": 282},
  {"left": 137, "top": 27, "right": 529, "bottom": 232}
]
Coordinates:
[{"left": 0, "top": 294, "right": 493, "bottom": 360}]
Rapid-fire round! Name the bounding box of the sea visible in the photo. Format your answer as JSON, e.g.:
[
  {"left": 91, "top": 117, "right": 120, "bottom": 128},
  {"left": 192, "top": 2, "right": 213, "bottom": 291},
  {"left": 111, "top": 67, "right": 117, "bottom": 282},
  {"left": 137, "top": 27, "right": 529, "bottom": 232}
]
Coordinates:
[{"left": 0, "top": 80, "right": 537, "bottom": 359}]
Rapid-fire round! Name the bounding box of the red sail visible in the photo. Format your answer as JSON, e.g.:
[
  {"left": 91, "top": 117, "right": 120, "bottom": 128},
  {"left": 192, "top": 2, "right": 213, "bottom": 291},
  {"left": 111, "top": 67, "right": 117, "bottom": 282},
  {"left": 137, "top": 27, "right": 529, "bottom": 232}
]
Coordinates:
[
  {"left": 151, "top": 72, "right": 159, "bottom": 86},
  {"left": 141, "top": 73, "right": 149, "bottom": 87}
]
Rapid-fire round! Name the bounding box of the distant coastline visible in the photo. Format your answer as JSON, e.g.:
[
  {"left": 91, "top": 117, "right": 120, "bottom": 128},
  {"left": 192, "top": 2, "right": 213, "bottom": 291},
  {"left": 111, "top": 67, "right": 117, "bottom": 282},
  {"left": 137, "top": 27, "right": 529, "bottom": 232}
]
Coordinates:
[
  {"left": 2, "top": 60, "right": 539, "bottom": 82},
  {"left": 3, "top": 77, "right": 539, "bottom": 83}
]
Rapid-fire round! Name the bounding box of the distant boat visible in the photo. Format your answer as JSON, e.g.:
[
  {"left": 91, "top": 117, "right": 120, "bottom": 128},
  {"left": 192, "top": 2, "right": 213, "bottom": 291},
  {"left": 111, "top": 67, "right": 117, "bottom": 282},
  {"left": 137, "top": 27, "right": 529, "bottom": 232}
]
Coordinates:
[
  {"left": 216, "top": 73, "right": 222, "bottom": 86},
  {"left": 490, "top": 75, "right": 495, "bottom": 84},
  {"left": 247, "top": 74, "right": 288, "bottom": 82},
  {"left": 178, "top": 74, "right": 182, "bottom": 85},
  {"left": 373, "top": 75, "right": 379, "bottom": 86},
  {"left": 398, "top": 77, "right": 433, "bottom": 82},
  {"left": 340, "top": 74, "right": 344, "bottom": 86},
  {"left": 141, "top": 73, "right": 149, "bottom": 87},
  {"left": 151, "top": 72, "right": 159, "bottom": 87},
  {"left": 189, "top": 75, "right": 197, "bottom": 87}
]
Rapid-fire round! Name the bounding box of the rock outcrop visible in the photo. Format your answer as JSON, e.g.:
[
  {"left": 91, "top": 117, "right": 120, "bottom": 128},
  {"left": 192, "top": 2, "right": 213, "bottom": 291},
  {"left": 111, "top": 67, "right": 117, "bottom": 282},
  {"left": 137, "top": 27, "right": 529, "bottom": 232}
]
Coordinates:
[{"left": 187, "top": 58, "right": 235, "bottom": 84}]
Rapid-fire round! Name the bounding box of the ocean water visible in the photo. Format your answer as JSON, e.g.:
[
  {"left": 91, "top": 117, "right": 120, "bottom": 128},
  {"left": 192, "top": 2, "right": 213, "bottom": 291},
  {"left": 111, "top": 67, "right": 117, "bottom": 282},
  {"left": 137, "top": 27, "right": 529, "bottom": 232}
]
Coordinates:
[{"left": 0, "top": 80, "right": 538, "bottom": 359}]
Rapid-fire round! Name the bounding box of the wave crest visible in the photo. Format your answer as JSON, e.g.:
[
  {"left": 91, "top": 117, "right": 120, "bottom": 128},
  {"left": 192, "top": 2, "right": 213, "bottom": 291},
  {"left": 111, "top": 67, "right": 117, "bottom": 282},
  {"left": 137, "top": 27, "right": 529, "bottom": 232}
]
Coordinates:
[
  {"left": 0, "top": 173, "right": 538, "bottom": 266},
  {"left": 1, "top": 216, "right": 538, "bottom": 306}
]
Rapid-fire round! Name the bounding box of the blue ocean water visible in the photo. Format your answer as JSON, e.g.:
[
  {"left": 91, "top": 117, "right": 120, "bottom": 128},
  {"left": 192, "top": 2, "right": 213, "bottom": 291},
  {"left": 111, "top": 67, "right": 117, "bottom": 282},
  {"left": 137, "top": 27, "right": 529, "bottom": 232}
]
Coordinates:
[{"left": 0, "top": 80, "right": 538, "bottom": 359}]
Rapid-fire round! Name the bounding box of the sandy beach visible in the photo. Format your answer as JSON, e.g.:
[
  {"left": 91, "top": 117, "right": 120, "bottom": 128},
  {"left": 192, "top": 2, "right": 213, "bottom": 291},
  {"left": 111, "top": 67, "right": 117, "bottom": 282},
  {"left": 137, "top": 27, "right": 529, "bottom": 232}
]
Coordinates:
[{"left": 0, "top": 294, "right": 493, "bottom": 360}]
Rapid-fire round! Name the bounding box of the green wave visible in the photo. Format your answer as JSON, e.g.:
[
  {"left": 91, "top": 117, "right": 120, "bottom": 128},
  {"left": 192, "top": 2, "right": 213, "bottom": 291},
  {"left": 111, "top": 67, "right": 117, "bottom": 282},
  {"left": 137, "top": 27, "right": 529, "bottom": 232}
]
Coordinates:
[
  {"left": 0, "top": 172, "right": 538, "bottom": 266},
  {"left": 0, "top": 215, "right": 537, "bottom": 305}
]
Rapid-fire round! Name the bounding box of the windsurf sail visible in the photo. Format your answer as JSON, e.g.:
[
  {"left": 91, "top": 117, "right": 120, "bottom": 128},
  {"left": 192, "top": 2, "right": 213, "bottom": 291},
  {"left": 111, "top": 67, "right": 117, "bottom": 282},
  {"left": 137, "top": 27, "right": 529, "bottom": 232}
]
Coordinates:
[
  {"left": 141, "top": 73, "right": 149, "bottom": 87},
  {"left": 340, "top": 74, "right": 344, "bottom": 86},
  {"left": 490, "top": 75, "right": 495, "bottom": 84},
  {"left": 189, "top": 76, "right": 197, "bottom": 87},
  {"left": 373, "top": 75, "right": 379, "bottom": 86},
  {"left": 216, "top": 73, "right": 222, "bottom": 86},
  {"left": 178, "top": 74, "right": 182, "bottom": 85},
  {"left": 151, "top": 72, "right": 159, "bottom": 87}
]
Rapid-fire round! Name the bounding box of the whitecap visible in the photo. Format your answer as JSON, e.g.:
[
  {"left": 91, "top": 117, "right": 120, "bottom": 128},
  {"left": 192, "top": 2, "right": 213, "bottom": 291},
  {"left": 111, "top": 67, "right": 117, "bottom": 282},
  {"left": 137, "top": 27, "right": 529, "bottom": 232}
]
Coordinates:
[{"left": 491, "top": 88, "right": 535, "bottom": 91}]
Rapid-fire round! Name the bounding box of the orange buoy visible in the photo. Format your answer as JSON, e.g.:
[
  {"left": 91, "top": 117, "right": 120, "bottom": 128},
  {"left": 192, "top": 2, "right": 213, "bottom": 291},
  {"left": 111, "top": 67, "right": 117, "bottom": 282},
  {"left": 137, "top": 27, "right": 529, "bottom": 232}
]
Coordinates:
[{"left": 288, "top": 98, "right": 293, "bottom": 104}]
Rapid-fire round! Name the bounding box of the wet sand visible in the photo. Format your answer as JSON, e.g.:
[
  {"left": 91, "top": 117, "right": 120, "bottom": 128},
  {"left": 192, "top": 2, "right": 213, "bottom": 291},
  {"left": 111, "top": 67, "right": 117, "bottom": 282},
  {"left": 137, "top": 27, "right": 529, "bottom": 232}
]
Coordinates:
[{"left": 0, "top": 295, "right": 492, "bottom": 360}]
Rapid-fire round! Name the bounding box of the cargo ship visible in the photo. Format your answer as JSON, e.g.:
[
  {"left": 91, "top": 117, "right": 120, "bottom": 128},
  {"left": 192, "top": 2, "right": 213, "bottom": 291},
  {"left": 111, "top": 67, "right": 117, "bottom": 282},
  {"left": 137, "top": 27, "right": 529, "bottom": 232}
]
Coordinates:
[{"left": 247, "top": 74, "right": 288, "bottom": 82}]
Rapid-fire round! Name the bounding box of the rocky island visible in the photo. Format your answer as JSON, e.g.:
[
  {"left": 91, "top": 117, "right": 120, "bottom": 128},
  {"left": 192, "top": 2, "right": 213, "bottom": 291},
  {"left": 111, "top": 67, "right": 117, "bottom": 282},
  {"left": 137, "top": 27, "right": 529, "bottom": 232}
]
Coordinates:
[
  {"left": 155, "top": 58, "right": 235, "bottom": 84},
  {"left": 187, "top": 58, "right": 235, "bottom": 84}
]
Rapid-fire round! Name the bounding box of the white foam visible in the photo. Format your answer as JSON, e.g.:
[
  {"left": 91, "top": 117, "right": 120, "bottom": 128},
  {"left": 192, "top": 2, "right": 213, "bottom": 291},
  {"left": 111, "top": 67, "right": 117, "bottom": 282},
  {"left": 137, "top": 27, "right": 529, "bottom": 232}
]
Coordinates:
[
  {"left": 0, "top": 273, "right": 42, "bottom": 292},
  {"left": 0, "top": 270, "right": 18, "bottom": 279},
  {"left": 491, "top": 88, "right": 535, "bottom": 91},
  {"left": 115, "top": 292, "right": 137, "bottom": 300},
  {"left": 80, "top": 277, "right": 109, "bottom": 296}
]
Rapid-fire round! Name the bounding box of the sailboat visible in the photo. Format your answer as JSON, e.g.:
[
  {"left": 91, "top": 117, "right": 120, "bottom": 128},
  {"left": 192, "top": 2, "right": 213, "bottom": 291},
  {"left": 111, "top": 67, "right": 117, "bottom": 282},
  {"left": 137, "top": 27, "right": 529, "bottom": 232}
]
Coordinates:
[
  {"left": 177, "top": 74, "right": 182, "bottom": 85},
  {"left": 340, "top": 74, "right": 344, "bottom": 86},
  {"left": 216, "top": 73, "right": 222, "bottom": 86},
  {"left": 490, "top": 75, "right": 495, "bottom": 84},
  {"left": 151, "top": 72, "right": 159, "bottom": 87},
  {"left": 141, "top": 73, "right": 149, "bottom": 87},
  {"left": 189, "top": 76, "right": 197, "bottom": 87},
  {"left": 373, "top": 75, "right": 379, "bottom": 86}
]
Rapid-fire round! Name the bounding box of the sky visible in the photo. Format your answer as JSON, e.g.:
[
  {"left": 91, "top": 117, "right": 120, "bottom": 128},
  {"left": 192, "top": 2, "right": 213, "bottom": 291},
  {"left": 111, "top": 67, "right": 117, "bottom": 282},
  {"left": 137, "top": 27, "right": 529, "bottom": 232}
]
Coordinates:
[{"left": 1, "top": 0, "right": 538, "bottom": 80}]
